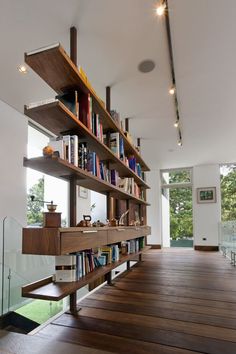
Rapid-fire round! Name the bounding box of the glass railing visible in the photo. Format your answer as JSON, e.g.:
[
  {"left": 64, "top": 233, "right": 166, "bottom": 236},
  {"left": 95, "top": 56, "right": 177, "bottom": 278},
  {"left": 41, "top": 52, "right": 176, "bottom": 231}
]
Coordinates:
[
  {"left": 0, "top": 216, "right": 55, "bottom": 316},
  {"left": 219, "top": 221, "right": 236, "bottom": 264}
]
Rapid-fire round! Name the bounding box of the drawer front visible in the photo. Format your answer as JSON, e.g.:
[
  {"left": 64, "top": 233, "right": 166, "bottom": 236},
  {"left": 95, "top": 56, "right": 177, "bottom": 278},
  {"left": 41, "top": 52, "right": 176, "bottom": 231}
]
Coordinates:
[
  {"left": 61, "top": 230, "right": 108, "bottom": 254},
  {"left": 108, "top": 228, "right": 140, "bottom": 244}
]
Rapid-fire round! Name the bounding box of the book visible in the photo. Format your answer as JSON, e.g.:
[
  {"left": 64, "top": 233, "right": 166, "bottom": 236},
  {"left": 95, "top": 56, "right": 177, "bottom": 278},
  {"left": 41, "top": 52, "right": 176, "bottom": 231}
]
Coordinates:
[
  {"left": 79, "top": 93, "right": 91, "bottom": 127},
  {"left": 56, "top": 90, "right": 79, "bottom": 118},
  {"left": 70, "top": 135, "right": 78, "bottom": 167},
  {"left": 55, "top": 255, "right": 77, "bottom": 282},
  {"left": 49, "top": 137, "right": 64, "bottom": 159},
  {"left": 62, "top": 135, "right": 71, "bottom": 163},
  {"left": 110, "top": 132, "right": 120, "bottom": 157}
]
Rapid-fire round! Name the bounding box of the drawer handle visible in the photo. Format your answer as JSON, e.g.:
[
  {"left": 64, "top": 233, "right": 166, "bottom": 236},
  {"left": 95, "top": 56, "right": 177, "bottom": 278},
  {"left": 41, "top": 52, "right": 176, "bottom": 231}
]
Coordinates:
[
  {"left": 82, "top": 230, "right": 98, "bottom": 234},
  {"left": 117, "top": 229, "right": 126, "bottom": 231}
]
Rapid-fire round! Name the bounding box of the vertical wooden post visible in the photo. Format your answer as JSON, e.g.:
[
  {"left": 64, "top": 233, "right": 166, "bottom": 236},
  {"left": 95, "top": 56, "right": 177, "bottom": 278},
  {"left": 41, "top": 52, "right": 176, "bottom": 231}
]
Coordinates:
[
  {"left": 125, "top": 118, "right": 129, "bottom": 132},
  {"left": 70, "top": 26, "right": 77, "bottom": 66},
  {"left": 106, "top": 86, "right": 111, "bottom": 113},
  {"left": 69, "top": 27, "right": 78, "bottom": 314}
]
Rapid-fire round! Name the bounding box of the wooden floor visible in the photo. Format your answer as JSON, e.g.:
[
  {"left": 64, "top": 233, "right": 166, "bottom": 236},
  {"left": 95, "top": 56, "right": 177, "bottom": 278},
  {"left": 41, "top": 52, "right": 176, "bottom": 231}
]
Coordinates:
[{"left": 34, "top": 249, "right": 236, "bottom": 354}]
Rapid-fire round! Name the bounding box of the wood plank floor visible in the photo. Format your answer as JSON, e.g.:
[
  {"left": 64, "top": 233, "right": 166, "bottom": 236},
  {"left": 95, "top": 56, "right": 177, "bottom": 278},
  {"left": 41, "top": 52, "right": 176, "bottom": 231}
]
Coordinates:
[{"left": 35, "top": 249, "right": 236, "bottom": 354}]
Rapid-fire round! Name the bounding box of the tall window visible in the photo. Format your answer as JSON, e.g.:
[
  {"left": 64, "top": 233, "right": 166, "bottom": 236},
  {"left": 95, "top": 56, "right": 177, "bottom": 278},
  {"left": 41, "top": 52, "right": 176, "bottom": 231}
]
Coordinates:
[
  {"left": 220, "top": 164, "right": 236, "bottom": 221},
  {"left": 27, "top": 125, "right": 68, "bottom": 226}
]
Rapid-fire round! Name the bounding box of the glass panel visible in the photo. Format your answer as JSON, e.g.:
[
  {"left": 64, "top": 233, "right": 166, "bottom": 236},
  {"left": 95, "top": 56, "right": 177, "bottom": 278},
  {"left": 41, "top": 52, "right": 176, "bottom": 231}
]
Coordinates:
[
  {"left": 1, "top": 217, "right": 55, "bottom": 315},
  {"left": 219, "top": 221, "right": 236, "bottom": 259}
]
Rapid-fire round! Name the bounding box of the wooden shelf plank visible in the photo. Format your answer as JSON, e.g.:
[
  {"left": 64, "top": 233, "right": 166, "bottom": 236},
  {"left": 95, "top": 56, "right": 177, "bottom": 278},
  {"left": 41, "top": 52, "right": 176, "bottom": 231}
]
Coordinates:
[
  {"left": 24, "top": 156, "right": 149, "bottom": 205},
  {"left": 25, "top": 43, "right": 150, "bottom": 171},
  {"left": 24, "top": 101, "right": 150, "bottom": 189},
  {"left": 22, "top": 247, "right": 150, "bottom": 301}
]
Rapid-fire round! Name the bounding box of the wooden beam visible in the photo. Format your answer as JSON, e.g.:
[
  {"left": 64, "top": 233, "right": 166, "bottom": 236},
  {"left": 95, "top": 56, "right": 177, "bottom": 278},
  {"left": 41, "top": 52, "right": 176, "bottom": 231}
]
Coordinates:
[
  {"left": 125, "top": 118, "right": 129, "bottom": 132},
  {"left": 69, "top": 177, "right": 77, "bottom": 227},
  {"left": 106, "top": 86, "right": 111, "bottom": 114},
  {"left": 70, "top": 26, "right": 77, "bottom": 66}
]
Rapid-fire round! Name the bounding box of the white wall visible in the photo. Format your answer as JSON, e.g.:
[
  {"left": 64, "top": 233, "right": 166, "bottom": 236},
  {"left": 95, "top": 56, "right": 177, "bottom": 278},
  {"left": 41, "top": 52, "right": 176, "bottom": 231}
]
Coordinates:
[
  {"left": 161, "top": 191, "right": 170, "bottom": 247},
  {"left": 77, "top": 187, "right": 91, "bottom": 223},
  {"left": 0, "top": 100, "right": 27, "bottom": 225},
  {"left": 193, "top": 164, "right": 221, "bottom": 246},
  {"left": 146, "top": 170, "right": 162, "bottom": 245},
  {"left": 90, "top": 191, "right": 107, "bottom": 224}
]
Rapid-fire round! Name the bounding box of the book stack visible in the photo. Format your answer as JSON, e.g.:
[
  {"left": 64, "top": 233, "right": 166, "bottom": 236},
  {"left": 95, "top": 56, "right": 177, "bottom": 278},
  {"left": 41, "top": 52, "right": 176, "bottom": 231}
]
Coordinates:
[
  {"left": 98, "top": 246, "right": 112, "bottom": 265},
  {"left": 107, "top": 133, "right": 124, "bottom": 160},
  {"left": 118, "top": 177, "right": 141, "bottom": 198},
  {"left": 49, "top": 135, "right": 78, "bottom": 166}
]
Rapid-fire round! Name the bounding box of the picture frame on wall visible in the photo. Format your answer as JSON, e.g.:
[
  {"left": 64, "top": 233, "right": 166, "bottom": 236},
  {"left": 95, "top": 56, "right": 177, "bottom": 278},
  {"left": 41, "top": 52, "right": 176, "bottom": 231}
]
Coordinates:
[
  {"left": 78, "top": 186, "right": 88, "bottom": 199},
  {"left": 197, "top": 187, "right": 216, "bottom": 204}
]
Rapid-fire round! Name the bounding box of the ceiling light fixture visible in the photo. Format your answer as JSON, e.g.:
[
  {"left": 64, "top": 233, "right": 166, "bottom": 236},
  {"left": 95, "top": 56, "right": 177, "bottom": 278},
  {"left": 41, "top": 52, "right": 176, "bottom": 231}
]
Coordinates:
[
  {"left": 156, "top": 1, "right": 166, "bottom": 16},
  {"left": 18, "top": 65, "right": 28, "bottom": 74},
  {"left": 177, "top": 129, "right": 182, "bottom": 147},
  {"left": 174, "top": 120, "right": 179, "bottom": 128},
  {"left": 169, "top": 86, "right": 175, "bottom": 95}
]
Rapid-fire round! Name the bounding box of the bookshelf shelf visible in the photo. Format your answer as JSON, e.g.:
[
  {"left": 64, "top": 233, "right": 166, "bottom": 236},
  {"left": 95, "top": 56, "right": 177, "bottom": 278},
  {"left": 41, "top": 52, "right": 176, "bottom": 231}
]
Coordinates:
[
  {"left": 24, "top": 101, "right": 150, "bottom": 189},
  {"left": 22, "top": 246, "right": 150, "bottom": 301},
  {"left": 25, "top": 43, "right": 150, "bottom": 171},
  {"left": 24, "top": 156, "right": 149, "bottom": 205}
]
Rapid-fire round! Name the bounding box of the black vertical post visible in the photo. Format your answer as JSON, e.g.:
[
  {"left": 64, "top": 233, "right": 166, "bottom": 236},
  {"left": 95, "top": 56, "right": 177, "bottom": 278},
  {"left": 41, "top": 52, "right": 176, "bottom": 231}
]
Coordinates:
[
  {"left": 106, "top": 86, "right": 111, "bottom": 113},
  {"left": 70, "top": 26, "right": 77, "bottom": 66},
  {"left": 125, "top": 118, "right": 129, "bottom": 132}
]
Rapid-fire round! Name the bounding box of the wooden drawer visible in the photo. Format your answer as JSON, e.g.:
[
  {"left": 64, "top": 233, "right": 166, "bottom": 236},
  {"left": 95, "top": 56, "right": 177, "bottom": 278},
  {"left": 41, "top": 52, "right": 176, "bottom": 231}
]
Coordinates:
[
  {"left": 22, "top": 228, "right": 61, "bottom": 255},
  {"left": 108, "top": 228, "right": 139, "bottom": 244},
  {"left": 61, "top": 229, "right": 108, "bottom": 254}
]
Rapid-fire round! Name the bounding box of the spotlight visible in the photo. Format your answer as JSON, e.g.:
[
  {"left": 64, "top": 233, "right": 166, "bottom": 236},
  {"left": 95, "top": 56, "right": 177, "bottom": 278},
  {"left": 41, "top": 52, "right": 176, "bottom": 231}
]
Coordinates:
[
  {"left": 174, "top": 120, "right": 179, "bottom": 128},
  {"left": 169, "top": 86, "right": 175, "bottom": 95},
  {"left": 177, "top": 140, "right": 182, "bottom": 146},
  {"left": 18, "top": 65, "right": 28, "bottom": 74},
  {"left": 156, "top": 2, "right": 166, "bottom": 16}
]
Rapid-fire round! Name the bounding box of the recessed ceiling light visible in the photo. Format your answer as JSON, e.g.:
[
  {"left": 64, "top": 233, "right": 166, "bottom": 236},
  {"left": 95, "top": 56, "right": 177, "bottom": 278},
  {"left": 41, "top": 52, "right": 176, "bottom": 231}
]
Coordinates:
[
  {"left": 18, "top": 65, "right": 28, "bottom": 74},
  {"left": 138, "top": 60, "right": 155, "bottom": 73},
  {"left": 169, "top": 86, "right": 175, "bottom": 95}
]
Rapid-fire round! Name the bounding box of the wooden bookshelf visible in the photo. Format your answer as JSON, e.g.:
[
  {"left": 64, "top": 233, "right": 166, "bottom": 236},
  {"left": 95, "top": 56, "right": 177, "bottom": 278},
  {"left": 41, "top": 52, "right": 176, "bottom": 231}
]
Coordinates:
[
  {"left": 22, "top": 36, "right": 151, "bottom": 314},
  {"left": 22, "top": 247, "right": 150, "bottom": 301},
  {"left": 24, "top": 101, "right": 150, "bottom": 189},
  {"left": 24, "top": 156, "right": 149, "bottom": 205},
  {"left": 25, "top": 43, "right": 150, "bottom": 171}
]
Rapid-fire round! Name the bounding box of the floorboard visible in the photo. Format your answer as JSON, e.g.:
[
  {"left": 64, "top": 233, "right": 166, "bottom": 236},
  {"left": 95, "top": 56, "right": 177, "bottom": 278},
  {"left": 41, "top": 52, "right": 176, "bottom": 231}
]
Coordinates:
[{"left": 34, "top": 249, "right": 236, "bottom": 354}]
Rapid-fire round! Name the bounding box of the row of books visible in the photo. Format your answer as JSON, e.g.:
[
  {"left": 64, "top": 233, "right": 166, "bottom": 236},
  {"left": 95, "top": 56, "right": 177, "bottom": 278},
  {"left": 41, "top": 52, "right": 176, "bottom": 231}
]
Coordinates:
[
  {"left": 54, "top": 237, "right": 145, "bottom": 282},
  {"left": 119, "top": 177, "right": 142, "bottom": 199}
]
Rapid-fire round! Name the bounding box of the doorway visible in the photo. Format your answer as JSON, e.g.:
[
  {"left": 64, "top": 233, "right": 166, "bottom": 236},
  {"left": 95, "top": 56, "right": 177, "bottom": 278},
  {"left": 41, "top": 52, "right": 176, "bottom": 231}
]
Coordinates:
[{"left": 161, "top": 168, "right": 193, "bottom": 248}]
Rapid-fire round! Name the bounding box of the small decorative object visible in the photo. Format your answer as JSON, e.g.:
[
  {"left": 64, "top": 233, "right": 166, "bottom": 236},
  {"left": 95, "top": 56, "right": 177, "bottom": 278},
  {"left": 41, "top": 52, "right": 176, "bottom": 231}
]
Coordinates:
[
  {"left": 77, "top": 215, "right": 91, "bottom": 227},
  {"left": 30, "top": 195, "right": 61, "bottom": 227},
  {"left": 110, "top": 218, "right": 118, "bottom": 227},
  {"left": 43, "top": 145, "right": 54, "bottom": 156},
  {"left": 197, "top": 187, "right": 216, "bottom": 204},
  {"left": 79, "top": 186, "right": 88, "bottom": 199},
  {"left": 92, "top": 220, "right": 105, "bottom": 227},
  {"left": 119, "top": 210, "right": 129, "bottom": 226}
]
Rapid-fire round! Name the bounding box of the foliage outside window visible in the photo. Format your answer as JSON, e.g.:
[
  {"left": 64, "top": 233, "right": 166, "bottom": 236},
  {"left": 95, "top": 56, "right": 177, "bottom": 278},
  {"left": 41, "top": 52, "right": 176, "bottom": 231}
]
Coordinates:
[
  {"left": 221, "top": 165, "right": 236, "bottom": 221},
  {"left": 27, "top": 177, "right": 44, "bottom": 226},
  {"left": 165, "top": 171, "right": 193, "bottom": 240}
]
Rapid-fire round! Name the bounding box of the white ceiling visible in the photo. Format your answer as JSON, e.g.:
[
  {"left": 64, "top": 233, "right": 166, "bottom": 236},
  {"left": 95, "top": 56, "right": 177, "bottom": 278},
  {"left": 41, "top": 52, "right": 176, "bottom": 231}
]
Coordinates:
[{"left": 1, "top": 0, "right": 236, "bottom": 170}]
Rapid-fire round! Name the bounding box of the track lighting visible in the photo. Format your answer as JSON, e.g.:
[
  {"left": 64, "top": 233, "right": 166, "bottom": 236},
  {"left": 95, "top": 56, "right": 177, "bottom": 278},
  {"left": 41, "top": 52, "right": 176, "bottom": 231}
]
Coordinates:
[{"left": 156, "top": 1, "right": 166, "bottom": 16}]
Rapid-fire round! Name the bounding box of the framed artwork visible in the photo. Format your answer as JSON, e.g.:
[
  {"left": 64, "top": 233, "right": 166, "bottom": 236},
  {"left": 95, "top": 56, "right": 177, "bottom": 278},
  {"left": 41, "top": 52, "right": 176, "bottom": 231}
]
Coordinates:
[
  {"left": 78, "top": 186, "right": 88, "bottom": 199},
  {"left": 197, "top": 187, "right": 216, "bottom": 204}
]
